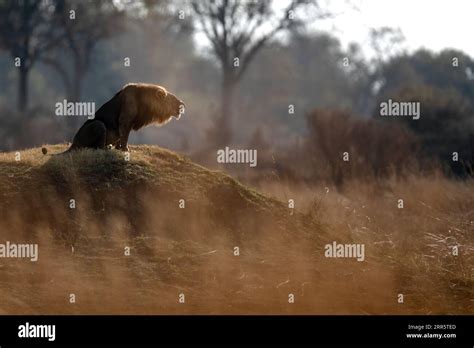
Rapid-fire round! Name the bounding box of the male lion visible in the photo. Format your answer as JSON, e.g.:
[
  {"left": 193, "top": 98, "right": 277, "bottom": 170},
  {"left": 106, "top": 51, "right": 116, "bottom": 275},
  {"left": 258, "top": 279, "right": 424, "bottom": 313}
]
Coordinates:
[{"left": 55, "top": 83, "right": 185, "bottom": 153}]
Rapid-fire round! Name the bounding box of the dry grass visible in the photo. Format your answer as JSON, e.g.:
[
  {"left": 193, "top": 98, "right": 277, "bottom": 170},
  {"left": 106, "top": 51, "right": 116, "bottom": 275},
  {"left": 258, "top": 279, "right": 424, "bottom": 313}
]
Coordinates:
[
  {"left": 258, "top": 174, "right": 474, "bottom": 314},
  {"left": 0, "top": 144, "right": 471, "bottom": 314}
]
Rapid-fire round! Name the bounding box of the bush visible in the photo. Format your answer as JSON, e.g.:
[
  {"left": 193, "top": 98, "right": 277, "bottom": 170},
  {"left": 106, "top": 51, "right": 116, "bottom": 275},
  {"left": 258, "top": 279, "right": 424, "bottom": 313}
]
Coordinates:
[
  {"left": 306, "top": 108, "right": 420, "bottom": 189},
  {"left": 373, "top": 85, "right": 474, "bottom": 177}
]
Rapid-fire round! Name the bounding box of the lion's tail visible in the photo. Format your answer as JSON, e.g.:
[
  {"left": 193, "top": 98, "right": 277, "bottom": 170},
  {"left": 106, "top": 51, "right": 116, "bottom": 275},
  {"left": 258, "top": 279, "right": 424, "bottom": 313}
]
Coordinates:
[{"left": 42, "top": 146, "right": 75, "bottom": 156}]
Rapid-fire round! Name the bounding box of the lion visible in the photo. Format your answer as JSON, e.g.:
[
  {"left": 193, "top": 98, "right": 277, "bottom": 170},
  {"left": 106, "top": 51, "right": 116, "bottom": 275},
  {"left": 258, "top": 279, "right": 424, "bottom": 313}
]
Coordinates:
[{"left": 48, "top": 83, "right": 185, "bottom": 154}]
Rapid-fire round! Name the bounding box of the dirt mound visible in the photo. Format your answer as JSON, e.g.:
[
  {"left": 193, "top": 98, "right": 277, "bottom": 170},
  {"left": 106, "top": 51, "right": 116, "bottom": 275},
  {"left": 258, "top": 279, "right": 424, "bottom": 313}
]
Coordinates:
[
  {"left": 0, "top": 145, "right": 334, "bottom": 314},
  {"left": 1, "top": 144, "right": 457, "bottom": 314}
]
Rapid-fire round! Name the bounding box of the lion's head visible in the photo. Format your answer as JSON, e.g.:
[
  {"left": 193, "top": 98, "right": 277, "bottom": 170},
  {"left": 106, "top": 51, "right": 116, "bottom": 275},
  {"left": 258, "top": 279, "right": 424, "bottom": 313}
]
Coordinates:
[
  {"left": 156, "top": 87, "right": 185, "bottom": 122},
  {"left": 168, "top": 92, "right": 186, "bottom": 120}
]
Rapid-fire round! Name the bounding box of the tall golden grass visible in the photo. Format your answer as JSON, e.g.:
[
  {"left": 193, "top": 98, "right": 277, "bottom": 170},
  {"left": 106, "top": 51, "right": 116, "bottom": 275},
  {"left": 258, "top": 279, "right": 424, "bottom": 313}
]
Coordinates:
[{"left": 0, "top": 144, "right": 471, "bottom": 314}]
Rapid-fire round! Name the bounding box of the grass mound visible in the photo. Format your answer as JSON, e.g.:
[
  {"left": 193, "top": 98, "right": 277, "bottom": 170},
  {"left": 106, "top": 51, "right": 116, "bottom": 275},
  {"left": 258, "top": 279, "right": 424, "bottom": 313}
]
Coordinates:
[
  {"left": 0, "top": 145, "right": 324, "bottom": 314},
  {"left": 0, "top": 144, "right": 471, "bottom": 314}
]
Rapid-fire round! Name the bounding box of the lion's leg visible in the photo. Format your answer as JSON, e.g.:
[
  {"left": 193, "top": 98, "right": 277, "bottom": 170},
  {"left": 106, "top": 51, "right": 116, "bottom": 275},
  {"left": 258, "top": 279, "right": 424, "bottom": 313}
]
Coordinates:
[
  {"left": 106, "top": 129, "right": 120, "bottom": 148},
  {"left": 118, "top": 125, "right": 131, "bottom": 151},
  {"left": 118, "top": 113, "right": 133, "bottom": 152},
  {"left": 116, "top": 93, "right": 137, "bottom": 152},
  {"left": 87, "top": 121, "right": 107, "bottom": 149},
  {"left": 73, "top": 120, "right": 107, "bottom": 149}
]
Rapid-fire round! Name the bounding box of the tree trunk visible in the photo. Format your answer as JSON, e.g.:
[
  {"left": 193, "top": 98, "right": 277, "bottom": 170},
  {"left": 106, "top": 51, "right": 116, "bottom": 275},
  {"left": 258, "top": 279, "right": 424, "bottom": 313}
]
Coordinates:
[
  {"left": 72, "top": 63, "right": 83, "bottom": 102},
  {"left": 67, "top": 63, "right": 85, "bottom": 133},
  {"left": 210, "top": 73, "right": 235, "bottom": 148},
  {"left": 18, "top": 65, "right": 29, "bottom": 113}
]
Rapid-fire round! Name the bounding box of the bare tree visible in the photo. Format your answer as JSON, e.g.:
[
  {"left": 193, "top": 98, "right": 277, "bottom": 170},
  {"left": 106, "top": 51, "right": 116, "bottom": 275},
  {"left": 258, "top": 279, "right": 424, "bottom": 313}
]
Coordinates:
[
  {"left": 41, "top": 0, "right": 125, "bottom": 101},
  {"left": 0, "top": 0, "right": 63, "bottom": 112},
  {"left": 189, "top": 0, "right": 326, "bottom": 146},
  {"left": 369, "top": 27, "right": 406, "bottom": 63}
]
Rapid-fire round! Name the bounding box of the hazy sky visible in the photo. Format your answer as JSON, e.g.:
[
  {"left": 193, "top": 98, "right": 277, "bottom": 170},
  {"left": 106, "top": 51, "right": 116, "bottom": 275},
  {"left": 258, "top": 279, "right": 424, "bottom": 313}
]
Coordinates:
[
  {"left": 320, "top": 0, "right": 474, "bottom": 58},
  {"left": 192, "top": 0, "right": 474, "bottom": 60}
]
